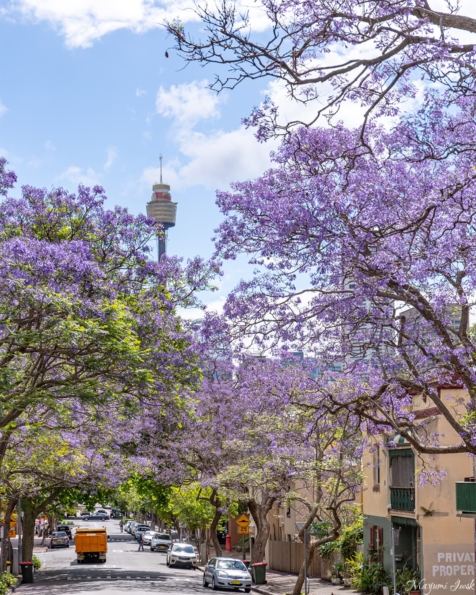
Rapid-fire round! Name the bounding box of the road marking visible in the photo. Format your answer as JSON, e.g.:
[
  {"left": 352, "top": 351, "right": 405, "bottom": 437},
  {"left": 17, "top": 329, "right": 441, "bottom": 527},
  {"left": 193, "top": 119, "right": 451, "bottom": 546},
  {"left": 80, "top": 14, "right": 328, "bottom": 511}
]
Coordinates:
[{"left": 113, "top": 550, "right": 123, "bottom": 552}]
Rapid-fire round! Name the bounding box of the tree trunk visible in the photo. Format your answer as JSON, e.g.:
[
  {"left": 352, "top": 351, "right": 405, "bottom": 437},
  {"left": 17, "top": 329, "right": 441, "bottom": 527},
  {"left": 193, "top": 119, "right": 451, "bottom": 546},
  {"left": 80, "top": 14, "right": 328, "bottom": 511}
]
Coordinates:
[
  {"left": 292, "top": 544, "right": 315, "bottom": 595},
  {"left": 0, "top": 497, "right": 16, "bottom": 572},
  {"left": 248, "top": 498, "right": 275, "bottom": 563},
  {"left": 210, "top": 508, "right": 223, "bottom": 557},
  {"left": 22, "top": 502, "right": 38, "bottom": 562}
]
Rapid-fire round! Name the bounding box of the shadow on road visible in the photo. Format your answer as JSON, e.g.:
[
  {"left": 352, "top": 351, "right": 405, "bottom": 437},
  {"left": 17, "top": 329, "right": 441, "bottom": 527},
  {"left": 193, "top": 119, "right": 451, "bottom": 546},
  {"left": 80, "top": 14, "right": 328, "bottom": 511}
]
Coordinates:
[{"left": 20, "top": 567, "right": 202, "bottom": 593}]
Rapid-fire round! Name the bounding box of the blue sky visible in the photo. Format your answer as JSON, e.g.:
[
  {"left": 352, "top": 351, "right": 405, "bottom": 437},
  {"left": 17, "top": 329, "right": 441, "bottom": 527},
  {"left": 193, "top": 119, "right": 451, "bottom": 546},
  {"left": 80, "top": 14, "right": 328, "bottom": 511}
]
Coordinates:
[
  {"left": 0, "top": 0, "right": 466, "bottom": 313},
  {"left": 0, "top": 1, "right": 279, "bottom": 313}
]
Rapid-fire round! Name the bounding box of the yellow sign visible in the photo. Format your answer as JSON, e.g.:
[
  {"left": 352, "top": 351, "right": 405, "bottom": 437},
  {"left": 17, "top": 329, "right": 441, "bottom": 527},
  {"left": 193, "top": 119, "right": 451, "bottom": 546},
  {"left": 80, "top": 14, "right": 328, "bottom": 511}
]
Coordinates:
[
  {"left": 236, "top": 514, "right": 250, "bottom": 528},
  {"left": 8, "top": 528, "right": 16, "bottom": 538},
  {"left": 237, "top": 526, "right": 249, "bottom": 535}
]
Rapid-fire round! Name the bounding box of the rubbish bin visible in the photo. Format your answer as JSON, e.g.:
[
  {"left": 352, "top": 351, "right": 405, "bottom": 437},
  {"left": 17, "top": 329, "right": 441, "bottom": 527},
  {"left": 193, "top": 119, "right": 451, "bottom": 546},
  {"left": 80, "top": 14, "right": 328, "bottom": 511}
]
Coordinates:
[
  {"left": 20, "top": 561, "right": 35, "bottom": 584},
  {"left": 243, "top": 560, "right": 251, "bottom": 569},
  {"left": 5, "top": 561, "right": 11, "bottom": 574},
  {"left": 251, "top": 562, "right": 267, "bottom": 584}
]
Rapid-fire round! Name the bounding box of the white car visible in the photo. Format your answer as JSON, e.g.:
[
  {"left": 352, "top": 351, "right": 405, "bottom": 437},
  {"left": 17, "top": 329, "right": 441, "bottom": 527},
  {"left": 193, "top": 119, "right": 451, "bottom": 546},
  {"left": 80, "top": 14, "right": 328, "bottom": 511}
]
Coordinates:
[
  {"left": 142, "top": 531, "right": 154, "bottom": 545},
  {"left": 124, "top": 521, "right": 134, "bottom": 533},
  {"left": 203, "top": 558, "right": 252, "bottom": 592},
  {"left": 150, "top": 532, "right": 172, "bottom": 552},
  {"left": 133, "top": 524, "right": 150, "bottom": 538},
  {"left": 166, "top": 543, "right": 197, "bottom": 568}
]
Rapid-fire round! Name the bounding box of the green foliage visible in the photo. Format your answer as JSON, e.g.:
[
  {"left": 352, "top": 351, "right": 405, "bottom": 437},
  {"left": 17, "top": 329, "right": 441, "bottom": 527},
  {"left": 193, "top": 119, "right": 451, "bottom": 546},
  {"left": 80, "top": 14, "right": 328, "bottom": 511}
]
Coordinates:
[
  {"left": 309, "top": 520, "right": 332, "bottom": 538},
  {"left": 0, "top": 572, "right": 18, "bottom": 594},
  {"left": 319, "top": 539, "right": 339, "bottom": 561},
  {"left": 395, "top": 567, "right": 420, "bottom": 594},
  {"left": 339, "top": 518, "right": 363, "bottom": 561},
  {"left": 156, "top": 484, "right": 237, "bottom": 532},
  {"left": 332, "top": 562, "right": 344, "bottom": 578},
  {"left": 32, "top": 555, "right": 42, "bottom": 570},
  {"left": 347, "top": 552, "right": 390, "bottom": 595}
]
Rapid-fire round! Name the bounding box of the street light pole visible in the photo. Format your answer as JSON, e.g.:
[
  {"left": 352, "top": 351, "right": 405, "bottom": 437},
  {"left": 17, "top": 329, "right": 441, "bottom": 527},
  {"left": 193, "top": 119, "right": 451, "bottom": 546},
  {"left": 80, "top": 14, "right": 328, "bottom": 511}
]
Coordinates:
[
  {"left": 390, "top": 524, "right": 398, "bottom": 595},
  {"left": 17, "top": 498, "right": 22, "bottom": 565}
]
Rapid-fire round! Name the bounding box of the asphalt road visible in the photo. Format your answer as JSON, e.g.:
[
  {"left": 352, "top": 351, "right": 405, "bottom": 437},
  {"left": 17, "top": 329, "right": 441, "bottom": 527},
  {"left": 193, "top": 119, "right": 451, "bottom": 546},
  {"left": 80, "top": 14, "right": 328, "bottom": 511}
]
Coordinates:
[{"left": 18, "top": 519, "right": 205, "bottom": 595}]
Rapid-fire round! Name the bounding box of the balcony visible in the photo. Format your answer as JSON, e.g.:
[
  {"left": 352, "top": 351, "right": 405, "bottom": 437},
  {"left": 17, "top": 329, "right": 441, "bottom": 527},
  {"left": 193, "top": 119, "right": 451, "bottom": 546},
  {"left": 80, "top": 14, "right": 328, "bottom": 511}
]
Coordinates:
[{"left": 390, "top": 487, "right": 415, "bottom": 512}]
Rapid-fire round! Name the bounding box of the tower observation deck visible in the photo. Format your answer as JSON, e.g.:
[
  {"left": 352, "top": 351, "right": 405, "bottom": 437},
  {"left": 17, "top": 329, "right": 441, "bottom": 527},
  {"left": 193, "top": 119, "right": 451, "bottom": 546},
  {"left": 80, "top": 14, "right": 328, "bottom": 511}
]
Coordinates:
[{"left": 146, "top": 155, "right": 178, "bottom": 260}]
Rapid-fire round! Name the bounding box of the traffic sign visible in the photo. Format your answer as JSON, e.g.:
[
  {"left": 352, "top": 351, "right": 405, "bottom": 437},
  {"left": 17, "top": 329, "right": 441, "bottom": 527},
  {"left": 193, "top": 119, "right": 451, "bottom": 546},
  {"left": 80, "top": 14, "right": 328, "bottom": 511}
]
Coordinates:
[
  {"left": 236, "top": 514, "right": 250, "bottom": 528},
  {"left": 238, "top": 526, "right": 249, "bottom": 535}
]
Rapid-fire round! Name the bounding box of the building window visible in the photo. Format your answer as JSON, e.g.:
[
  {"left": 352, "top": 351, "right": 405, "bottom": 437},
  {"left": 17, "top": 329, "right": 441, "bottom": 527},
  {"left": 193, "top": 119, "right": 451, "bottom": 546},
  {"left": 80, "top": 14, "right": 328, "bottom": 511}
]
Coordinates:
[
  {"left": 373, "top": 446, "right": 381, "bottom": 486},
  {"left": 390, "top": 455, "right": 414, "bottom": 487}
]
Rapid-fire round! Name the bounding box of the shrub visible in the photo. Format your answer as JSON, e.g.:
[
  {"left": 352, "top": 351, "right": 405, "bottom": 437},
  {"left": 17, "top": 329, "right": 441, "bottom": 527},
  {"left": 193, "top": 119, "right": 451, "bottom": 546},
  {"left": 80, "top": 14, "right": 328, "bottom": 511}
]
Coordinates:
[
  {"left": 339, "top": 522, "right": 363, "bottom": 561},
  {"left": 395, "top": 566, "right": 420, "bottom": 594},
  {"left": 347, "top": 552, "right": 390, "bottom": 595},
  {"left": 32, "top": 555, "right": 42, "bottom": 570},
  {"left": 0, "top": 572, "right": 18, "bottom": 594},
  {"left": 318, "top": 540, "right": 339, "bottom": 561}
]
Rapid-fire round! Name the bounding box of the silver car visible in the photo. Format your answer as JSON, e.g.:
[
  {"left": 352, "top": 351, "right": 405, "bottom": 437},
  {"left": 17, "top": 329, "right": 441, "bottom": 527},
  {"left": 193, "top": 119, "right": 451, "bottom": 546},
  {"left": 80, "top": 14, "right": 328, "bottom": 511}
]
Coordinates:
[
  {"left": 203, "top": 558, "right": 252, "bottom": 592},
  {"left": 150, "top": 532, "right": 172, "bottom": 552},
  {"left": 142, "top": 530, "right": 154, "bottom": 545},
  {"left": 166, "top": 543, "right": 197, "bottom": 568}
]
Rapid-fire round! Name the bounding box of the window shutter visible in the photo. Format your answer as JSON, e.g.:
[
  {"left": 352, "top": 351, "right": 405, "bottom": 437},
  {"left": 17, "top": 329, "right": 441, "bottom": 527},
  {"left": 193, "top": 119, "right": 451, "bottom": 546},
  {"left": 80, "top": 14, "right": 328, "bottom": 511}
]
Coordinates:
[
  {"left": 369, "top": 525, "right": 375, "bottom": 549},
  {"left": 378, "top": 527, "right": 384, "bottom": 549}
]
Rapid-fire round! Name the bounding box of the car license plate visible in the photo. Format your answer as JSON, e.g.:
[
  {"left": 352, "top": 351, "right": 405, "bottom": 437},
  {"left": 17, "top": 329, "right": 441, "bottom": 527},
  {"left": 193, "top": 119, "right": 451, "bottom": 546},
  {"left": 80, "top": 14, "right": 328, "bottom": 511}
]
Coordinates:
[{"left": 231, "top": 581, "right": 241, "bottom": 585}]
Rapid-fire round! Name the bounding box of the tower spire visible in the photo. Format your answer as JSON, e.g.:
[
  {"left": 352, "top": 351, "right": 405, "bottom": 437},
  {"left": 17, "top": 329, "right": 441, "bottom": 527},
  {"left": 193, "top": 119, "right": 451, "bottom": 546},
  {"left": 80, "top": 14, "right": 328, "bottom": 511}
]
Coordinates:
[{"left": 159, "top": 154, "right": 163, "bottom": 184}]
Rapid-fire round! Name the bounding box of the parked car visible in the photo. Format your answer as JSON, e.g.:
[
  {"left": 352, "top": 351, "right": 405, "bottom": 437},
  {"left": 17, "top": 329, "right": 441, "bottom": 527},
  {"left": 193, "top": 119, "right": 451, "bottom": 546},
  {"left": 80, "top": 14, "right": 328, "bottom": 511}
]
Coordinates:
[
  {"left": 142, "top": 531, "right": 155, "bottom": 545},
  {"left": 95, "top": 509, "right": 110, "bottom": 519},
  {"left": 86, "top": 512, "right": 108, "bottom": 521},
  {"left": 50, "top": 531, "right": 70, "bottom": 549},
  {"left": 124, "top": 521, "right": 135, "bottom": 533},
  {"left": 80, "top": 511, "right": 91, "bottom": 517},
  {"left": 132, "top": 524, "right": 150, "bottom": 538},
  {"left": 127, "top": 521, "right": 140, "bottom": 534},
  {"left": 56, "top": 524, "right": 73, "bottom": 539},
  {"left": 166, "top": 543, "right": 197, "bottom": 569},
  {"left": 203, "top": 558, "right": 252, "bottom": 592},
  {"left": 150, "top": 532, "right": 172, "bottom": 552}
]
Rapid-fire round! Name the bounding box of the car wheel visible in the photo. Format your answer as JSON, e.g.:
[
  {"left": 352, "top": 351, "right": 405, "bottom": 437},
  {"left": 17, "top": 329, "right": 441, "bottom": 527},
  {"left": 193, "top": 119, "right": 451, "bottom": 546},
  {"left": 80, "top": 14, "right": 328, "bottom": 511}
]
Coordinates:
[
  {"left": 151, "top": 547, "right": 155, "bottom": 552},
  {"left": 203, "top": 574, "right": 209, "bottom": 588},
  {"left": 67, "top": 545, "right": 70, "bottom": 548},
  {"left": 211, "top": 577, "right": 218, "bottom": 591},
  {"left": 245, "top": 590, "right": 250, "bottom": 593},
  {"left": 166, "top": 560, "right": 170, "bottom": 567}
]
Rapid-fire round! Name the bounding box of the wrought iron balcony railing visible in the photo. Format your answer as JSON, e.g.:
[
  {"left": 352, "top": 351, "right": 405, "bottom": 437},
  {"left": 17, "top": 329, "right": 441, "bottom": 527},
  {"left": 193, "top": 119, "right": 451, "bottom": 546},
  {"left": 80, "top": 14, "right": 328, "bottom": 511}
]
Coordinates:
[{"left": 390, "top": 487, "right": 415, "bottom": 512}]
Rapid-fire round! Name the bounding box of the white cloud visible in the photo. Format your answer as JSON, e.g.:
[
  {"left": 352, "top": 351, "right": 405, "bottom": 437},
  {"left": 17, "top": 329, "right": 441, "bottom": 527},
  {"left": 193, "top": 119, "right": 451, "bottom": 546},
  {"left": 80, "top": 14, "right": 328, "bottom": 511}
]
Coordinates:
[
  {"left": 136, "top": 88, "right": 147, "bottom": 97},
  {"left": 7, "top": 0, "right": 200, "bottom": 48},
  {"left": 56, "top": 166, "right": 101, "bottom": 187},
  {"left": 156, "top": 80, "right": 223, "bottom": 127},
  {"left": 144, "top": 79, "right": 273, "bottom": 190},
  {"left": 104, "top": 145, "right": 117, "bottom": 170},
  {"left": 44, "top": 139, "right": 56, "bottom": 151},
  {"left": 0, "top": 99, "right": 8, "bottom": 117},
  {"left": 5, "top": 0, "right": 272, "bottom": 48}
]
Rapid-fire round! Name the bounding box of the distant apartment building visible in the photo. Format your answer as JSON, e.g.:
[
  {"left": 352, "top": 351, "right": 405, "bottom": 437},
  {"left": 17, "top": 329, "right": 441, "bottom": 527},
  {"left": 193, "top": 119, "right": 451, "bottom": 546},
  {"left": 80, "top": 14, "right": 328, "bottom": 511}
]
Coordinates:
[{"left": 362, "top": 385, "right": 474, "bottom": 593}]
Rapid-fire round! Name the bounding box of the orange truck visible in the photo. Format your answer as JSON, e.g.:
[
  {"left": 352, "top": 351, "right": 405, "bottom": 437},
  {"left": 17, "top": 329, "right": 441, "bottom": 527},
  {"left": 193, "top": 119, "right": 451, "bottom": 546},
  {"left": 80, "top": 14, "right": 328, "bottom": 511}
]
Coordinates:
[{"left": 75, "top": 527, "right": 108, "bottom": 563}]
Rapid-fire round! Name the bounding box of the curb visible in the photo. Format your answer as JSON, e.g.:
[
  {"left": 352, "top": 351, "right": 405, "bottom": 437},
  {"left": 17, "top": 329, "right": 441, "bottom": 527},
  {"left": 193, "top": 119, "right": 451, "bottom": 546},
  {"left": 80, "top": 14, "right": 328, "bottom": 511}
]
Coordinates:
[{"left": 251, "top": 587, "right": 274, "bottom": 595}]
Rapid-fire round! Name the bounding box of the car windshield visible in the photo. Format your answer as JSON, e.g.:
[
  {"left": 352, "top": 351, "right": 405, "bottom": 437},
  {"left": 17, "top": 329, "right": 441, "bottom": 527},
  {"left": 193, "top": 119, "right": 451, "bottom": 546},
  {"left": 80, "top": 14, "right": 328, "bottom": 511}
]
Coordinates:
[
  {"left": 173, "top": 545, "right": 194, "bottom": 554},
  {"left": 217, "top": 560, "right": 247, "bottom": 571},
  {"left": 53, "top": 532, "right": 66, "bottom": 538},
  {"left": 137, "top": 526, "right": 149, "bottom": 530},
  {"left": 156, "top": 534, "right": 170, "bottom": 540}
]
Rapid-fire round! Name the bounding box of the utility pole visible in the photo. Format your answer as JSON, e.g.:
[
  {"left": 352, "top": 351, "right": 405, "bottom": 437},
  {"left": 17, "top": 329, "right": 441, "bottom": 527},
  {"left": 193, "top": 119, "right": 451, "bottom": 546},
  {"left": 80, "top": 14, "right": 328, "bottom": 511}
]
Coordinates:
[{"left": 17, "top": 498, "right": 22, "bottom": 565}]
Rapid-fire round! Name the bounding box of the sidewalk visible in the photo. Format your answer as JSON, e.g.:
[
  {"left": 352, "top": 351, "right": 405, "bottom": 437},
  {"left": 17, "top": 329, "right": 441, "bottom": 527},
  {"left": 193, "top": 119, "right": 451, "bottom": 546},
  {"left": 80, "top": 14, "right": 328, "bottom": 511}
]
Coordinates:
[
  {"left": 197, "top": 551, "right": 360, "bottom": 595},
  {"left": 252, "top": 570, "right": 360, "bottom": 595}
]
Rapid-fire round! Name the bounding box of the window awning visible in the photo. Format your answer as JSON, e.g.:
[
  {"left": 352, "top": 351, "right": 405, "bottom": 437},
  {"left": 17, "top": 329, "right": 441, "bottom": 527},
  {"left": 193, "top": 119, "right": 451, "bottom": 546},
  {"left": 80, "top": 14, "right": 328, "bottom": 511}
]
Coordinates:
[{"left": 391, "top": 516, "right": 418, "bottom": 527}]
